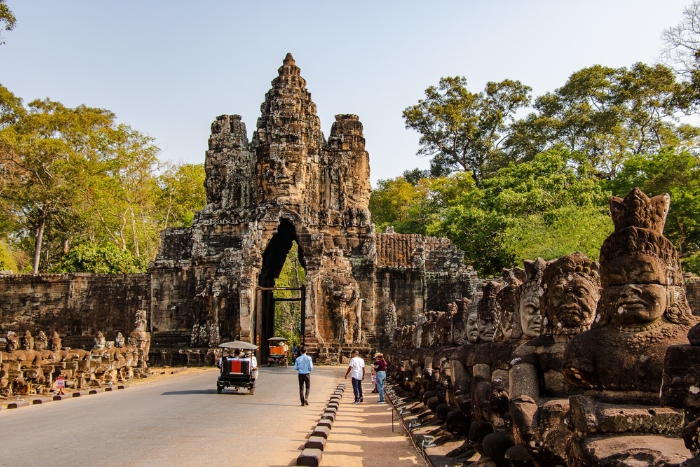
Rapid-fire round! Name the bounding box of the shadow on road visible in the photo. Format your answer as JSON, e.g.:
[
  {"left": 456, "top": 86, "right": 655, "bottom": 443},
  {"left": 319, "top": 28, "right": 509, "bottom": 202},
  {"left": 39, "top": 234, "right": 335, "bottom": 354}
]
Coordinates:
[{"left": 161, "top": 389, "right": 219, "bottom": 395}]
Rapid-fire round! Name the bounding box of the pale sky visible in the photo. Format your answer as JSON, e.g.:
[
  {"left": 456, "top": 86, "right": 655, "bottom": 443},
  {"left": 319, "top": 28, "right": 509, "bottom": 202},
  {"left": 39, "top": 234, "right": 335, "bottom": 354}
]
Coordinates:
[{"left": 0, "top": 1, "right": 691, "bottom": 185}]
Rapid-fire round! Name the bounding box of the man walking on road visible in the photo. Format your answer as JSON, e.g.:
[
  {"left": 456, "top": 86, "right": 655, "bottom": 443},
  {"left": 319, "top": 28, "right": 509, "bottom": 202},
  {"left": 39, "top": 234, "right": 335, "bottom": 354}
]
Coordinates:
[
  {"left": 294, "top": 346, "right": 312, "bottom": 406},
  {"left": 345, "top": 350, "right": 365, "bottom": 404}
]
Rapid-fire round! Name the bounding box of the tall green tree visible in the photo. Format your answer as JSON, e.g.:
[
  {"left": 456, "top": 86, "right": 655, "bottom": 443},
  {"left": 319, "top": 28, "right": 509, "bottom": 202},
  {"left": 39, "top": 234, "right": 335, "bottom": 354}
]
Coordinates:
[
  {"left": 158, "top": 162, "right": 206, "bottom": 229},
  {"left": 403, "top": 76, "right": 531, "bottom": 186},
  {"left": 428, "top": 148, "right": 612, "bottom": 275},
  {"left": 506, "top": 63, "right": 699, "bottom": 178},
  {"left": 608, "top": 147, "right": 700, "bottom": 274}
]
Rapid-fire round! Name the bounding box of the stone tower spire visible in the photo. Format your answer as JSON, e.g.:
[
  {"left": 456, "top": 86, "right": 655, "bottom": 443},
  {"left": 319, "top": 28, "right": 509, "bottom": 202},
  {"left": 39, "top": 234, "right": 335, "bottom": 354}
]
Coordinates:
[{"left": 254, "top": 53, "right": 323, "bottom": 206}]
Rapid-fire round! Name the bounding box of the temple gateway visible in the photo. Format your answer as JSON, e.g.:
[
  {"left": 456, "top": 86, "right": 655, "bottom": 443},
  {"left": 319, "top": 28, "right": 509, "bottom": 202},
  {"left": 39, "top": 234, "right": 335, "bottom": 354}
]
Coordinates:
[
  {"left": 0, "top": 54, "right": 477, "bottom": 364},
  {"left": 151, "top": 53, "right": 476, "bottom": 362}
]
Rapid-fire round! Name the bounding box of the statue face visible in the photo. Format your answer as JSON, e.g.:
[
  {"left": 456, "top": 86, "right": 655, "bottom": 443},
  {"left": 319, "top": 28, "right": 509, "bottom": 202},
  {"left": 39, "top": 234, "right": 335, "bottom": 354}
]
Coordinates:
[
  {"left": 603, "top": 283, "right": 666, "bottom": 325},
  {"left": 467, "top": 312, "right": 479, "bottom": 343},
  {"left": 478, "top": 315, "right": 496, "bottom": 342},
  {"left": 602, "top": 255, "right": 667, "bottom": 326},
  {"left": 519, "top": 292, "right": 542, "bottom": 338},
  {"left": 547, "top": 275, "right": 599, "bottom": 331}
]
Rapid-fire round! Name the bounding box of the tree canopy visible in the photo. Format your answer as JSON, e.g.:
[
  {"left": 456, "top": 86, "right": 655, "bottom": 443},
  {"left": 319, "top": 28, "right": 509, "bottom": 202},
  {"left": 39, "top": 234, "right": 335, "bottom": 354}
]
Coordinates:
[
  {"left": 403, "top": 77, "right": 531, "bottom": 186},
  {"left": 0, "top": 85, "right": 206, "bottom": 274}
]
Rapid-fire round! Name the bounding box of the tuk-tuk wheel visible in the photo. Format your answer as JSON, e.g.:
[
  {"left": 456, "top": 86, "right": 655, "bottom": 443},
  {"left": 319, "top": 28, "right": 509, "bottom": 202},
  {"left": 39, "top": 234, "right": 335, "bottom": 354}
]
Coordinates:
[
  {"left": 216, "top": 384, "right": 222, "bottom": 394},
  {"left": 249, "top": 387, "right": 255, "bottom": 395}
]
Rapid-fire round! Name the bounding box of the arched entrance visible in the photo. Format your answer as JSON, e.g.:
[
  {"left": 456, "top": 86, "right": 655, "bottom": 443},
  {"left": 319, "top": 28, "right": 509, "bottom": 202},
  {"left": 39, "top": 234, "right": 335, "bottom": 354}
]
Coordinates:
[{"left": 255, "top": 219, "right": 306, "bottom": 363}]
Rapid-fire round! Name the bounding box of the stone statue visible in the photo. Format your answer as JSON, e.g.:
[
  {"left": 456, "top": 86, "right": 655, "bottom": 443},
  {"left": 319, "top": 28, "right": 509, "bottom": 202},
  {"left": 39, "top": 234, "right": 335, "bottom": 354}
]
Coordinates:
[
  {"left": 49, "top": 331, "right": 62, "bottom": 351},
  {"left": 93, "top": 331, "right": 106, "bottom": 350},
  {"left": 495, "top": 268, "right": 525, "bottom": 342},
  {"left": 477, "top": 281, "right": 502, "bottom": 343},
  {"left": 564, "top": 189, "right": 697, "bottom": 395},
  {"left": 34, "top": 331, "right": 48, "bottom": 352},
  {"left": 6, "top": 331, "right": 18, "bottom": 352},
  {"left": 508, "top": 251, "right": 601, "bottom": 465},
  {"left": 516, "top": 258, "right": 546, "bottom": 340},
  {"left": 20, "top": 330, "right": 34, "bottom": 351},
  {"left": 466, "top": 292, "right": 481, "bottom": 344},
  {"left": 354, "top": 298, "right": 363, "bottom": 344},
  {"left": 115, "top": 332, "right": 125, "bottom": 348},
  {"left": 129, "top": 309, "right": 151, "bottom": 369}
]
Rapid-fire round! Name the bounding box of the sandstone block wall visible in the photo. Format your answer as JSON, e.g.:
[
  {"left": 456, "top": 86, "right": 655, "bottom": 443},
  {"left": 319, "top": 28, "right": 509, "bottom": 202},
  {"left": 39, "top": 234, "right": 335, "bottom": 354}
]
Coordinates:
[{"left": 0, "top": 273, "right": 150, "bottom": 348}]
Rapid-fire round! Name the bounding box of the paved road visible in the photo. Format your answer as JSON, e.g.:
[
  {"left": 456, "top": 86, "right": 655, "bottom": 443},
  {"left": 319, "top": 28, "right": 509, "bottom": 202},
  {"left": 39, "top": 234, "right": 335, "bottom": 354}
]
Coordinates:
[{"left": 0, "top": 366, "right": 340, "bottom": 467}]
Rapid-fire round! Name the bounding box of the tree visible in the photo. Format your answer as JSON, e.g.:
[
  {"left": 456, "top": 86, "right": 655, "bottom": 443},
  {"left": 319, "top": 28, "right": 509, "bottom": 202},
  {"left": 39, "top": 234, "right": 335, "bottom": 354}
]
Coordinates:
[
  {"left": 50, "top": 243, "right": 148, "bottom": 274},
  {"left": 608, "top": 147, "right": 700, "bottom": 273},
  {"left": 403, "top": 76, "right": 531, "bottom": 186},
  {"left": 506, "top": 64, "right": 698, "bottom": 178},
  {"left": 662, "top": 1, "right": 700, "bottom": 79},
  {"left": 369, "top": 176, "right": 423, "bottom": 233},
  {"left": 157, "top": 162, "right": 206, "bottom": 228},
  {"left": 0, "top": 0, "right": 16, "bottom": 45},
  {"left": 662, "top": 1, "right": 700, "bottom": 103},
  {"left": 273, "top": 242, "right": 306, "bottom": 346},
  {"left": 428, "top": 148, "right": 612, "bottom": 276}
]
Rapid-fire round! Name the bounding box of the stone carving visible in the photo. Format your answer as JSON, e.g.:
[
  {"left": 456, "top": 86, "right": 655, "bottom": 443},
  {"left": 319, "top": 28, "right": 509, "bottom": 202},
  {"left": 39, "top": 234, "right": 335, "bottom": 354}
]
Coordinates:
[
  {"left": 35, "top": 331, "right": 48, "bottom": 352},
  {"left": 508, "top": 252, "right": 601, "bottom": 465},
  {"left": 129, "top": 309, "right": 151, "bottom": 370},
  {"left": 6, "top": 331, "right": 18, "bottom": 352},
  {"left": 115, "top": 332, "right": 125, "bottom": 348},
  {"left": 93, "top": 331, "right": 106, "bottom": 350},
  {"left": 477, "top": 281, "right": 502, "bottom": 343},
  {"left": 564, "top": 189, "right": 696, "bottom": 395},
  {"left": 20, "top": 331, "right": 34, "bottom": 351},
  {"left": 466, "top": 293, "right": 481, "bottom": 344},
  {"left": 561, "top": 189, "right": 697, "bottom": 466},
  {"left": 516, "top": 258, "right": 546, "bottom": 339},
  {"left": 49, "top": 331, "right": 61, "bottom": 351},
  {"left": 495, "top": 268, "right": 525, "bottom": 342}
]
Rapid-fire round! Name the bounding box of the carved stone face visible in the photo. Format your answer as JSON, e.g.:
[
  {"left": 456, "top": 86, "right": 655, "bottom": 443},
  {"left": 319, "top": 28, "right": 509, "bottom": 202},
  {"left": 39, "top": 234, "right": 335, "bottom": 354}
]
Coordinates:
[
  {"left": 601, "top": 255, "right": 667, "bottom": 326},
  {"left": 547, "top": 275, "right": 599, "bottom": 331},
  {"left": 519, "top": 291, "right": 542, "bottom": 338},
  {"left": 467, "top": 312, "right": 479, "bottom": 343},
  {"left": 478, "top": 315, "right": 496, "bottom": 342},
  {"left": 603, "top": 283, "right": 666, "bottom": 326}
]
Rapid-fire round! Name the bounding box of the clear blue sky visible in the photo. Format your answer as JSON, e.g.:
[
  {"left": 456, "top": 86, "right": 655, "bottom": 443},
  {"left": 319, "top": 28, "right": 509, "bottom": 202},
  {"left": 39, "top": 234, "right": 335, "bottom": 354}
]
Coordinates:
[{"left": 0, "top": 1, "right": 691, "bottom": 185}]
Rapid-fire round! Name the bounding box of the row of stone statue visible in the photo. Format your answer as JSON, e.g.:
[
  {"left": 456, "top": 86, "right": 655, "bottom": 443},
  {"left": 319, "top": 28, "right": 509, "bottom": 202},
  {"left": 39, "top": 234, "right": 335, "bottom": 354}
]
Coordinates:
[
  {"left": 0, "top": 310, "right": 151, "bottom": 397},
  {"left": 386, "top": 189, "right": 700, "bottom": 466}
]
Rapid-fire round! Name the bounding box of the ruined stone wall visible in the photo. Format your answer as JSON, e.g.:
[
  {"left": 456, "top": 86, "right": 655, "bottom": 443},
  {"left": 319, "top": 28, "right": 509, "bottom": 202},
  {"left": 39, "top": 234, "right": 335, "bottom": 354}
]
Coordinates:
[{"left": 0, "top": 273, "right": 150, "bottom": 348}]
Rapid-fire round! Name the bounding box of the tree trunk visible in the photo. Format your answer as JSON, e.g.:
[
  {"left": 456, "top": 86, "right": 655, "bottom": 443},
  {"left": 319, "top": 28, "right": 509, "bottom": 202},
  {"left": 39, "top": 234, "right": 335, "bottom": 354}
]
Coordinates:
[{"left": 32, "top": 210, "right": 47, "bottom": 274}]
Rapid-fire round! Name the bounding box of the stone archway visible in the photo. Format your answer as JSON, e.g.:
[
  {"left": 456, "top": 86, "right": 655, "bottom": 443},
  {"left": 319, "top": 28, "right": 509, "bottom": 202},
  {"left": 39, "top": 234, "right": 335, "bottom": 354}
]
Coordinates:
[{"left": 255, "top": 218, "right": 306, "bottom": 361}]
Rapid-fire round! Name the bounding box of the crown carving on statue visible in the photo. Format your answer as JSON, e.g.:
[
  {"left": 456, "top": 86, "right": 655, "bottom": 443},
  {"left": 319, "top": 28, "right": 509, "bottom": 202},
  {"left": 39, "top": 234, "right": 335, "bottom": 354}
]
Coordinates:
[
  {"left": 543, "top": 252, "right": 600, "bottom": 286},
  {"left": 478, "top": 281, "right": 503, "bottom": 319},
  {"left": 609, "top": 188, "right": 670, "bottom": 235},
  {"left": 521, "top": 257, "right": 546, "bottom": 294}
]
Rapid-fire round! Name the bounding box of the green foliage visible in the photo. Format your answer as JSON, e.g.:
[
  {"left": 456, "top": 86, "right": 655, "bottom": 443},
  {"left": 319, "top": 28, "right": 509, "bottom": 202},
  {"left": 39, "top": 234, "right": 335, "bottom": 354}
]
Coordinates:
[
  {"left": 506, "top": 63, "right": 698, "bottom": 177},
  {"left": 371, "top": 148, "right": 613, "bottom": 276},
  {"left": 51, "top": 243, "right": 148, "bottom": 274},
  {"left": 273, "top": 242, "right": 306, "bottom": 346},
  {"left": 403, "top": 76, "right": 531, "bottom": 186},
  {"left": 608, "top": 147, "right": 700, "bottom": 259},
  {"left": 158, "top": 162, "right": 206, "bottom": 228},
  {"left": 0, "top": 85, "right": 206, "bottom": 274},
  {"left": 0, "top": 240, "right": 17, "bottom": 272}
]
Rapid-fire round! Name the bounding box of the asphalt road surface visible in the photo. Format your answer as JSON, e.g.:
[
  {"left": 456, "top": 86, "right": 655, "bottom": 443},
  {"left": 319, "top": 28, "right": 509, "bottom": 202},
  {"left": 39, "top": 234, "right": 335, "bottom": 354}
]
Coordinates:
[{"left": 0, "top": 366, "right": 340, "bottom": 467}]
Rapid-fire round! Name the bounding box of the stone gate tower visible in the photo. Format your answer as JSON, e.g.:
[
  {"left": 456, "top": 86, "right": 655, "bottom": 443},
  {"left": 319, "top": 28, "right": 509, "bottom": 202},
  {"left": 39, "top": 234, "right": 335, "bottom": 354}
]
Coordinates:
[{"left": 151, "top": 54, "right": 474, "bottom": 362}]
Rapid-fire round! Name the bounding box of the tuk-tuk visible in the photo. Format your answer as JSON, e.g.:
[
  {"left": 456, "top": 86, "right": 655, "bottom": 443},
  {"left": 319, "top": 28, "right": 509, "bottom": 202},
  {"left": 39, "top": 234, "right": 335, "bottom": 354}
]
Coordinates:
[
  {"left": 267, "top": 337, "right": 289, "bottom": 367},
  {"left": 217, "top": 341, "right": 258, "bottom": 395}
]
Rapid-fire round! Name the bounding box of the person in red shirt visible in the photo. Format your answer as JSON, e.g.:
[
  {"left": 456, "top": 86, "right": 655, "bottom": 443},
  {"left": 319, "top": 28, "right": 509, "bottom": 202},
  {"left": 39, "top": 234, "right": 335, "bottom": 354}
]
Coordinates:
[{"left": 373, "top": 353, "right": 387, "bottom": 403}]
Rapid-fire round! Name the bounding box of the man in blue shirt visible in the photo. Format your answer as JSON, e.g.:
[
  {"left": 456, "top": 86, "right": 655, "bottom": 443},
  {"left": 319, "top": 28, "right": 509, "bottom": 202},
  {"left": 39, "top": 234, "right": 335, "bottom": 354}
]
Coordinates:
[{"left": 293, "top": 346, "right": 313, "bottom": 406}]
